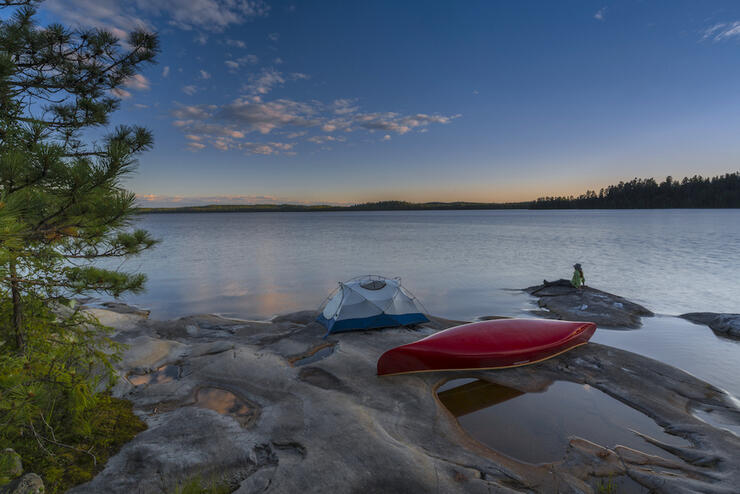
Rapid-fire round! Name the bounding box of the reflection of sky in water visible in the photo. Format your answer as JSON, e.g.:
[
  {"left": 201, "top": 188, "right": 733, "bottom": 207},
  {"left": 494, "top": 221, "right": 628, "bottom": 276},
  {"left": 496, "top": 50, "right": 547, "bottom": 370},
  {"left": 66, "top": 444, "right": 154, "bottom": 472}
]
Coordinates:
[
  {"left": 101, "top": 210, "right": 740, "bottom": 395},
  {"left": 438, "top": 379, "right": 687, "bottom": 466},
  {"left": 195, "top": 388, "right": 250, "bottom": 419},
  {"left": 592, "top": 316, "right": 740, "bottom": 398},
  {"left": 110, "top": 210, "right": 740, "bottom": 320},
  {"left": 128, "top": 365, "right": 180, "bottom": 386}
]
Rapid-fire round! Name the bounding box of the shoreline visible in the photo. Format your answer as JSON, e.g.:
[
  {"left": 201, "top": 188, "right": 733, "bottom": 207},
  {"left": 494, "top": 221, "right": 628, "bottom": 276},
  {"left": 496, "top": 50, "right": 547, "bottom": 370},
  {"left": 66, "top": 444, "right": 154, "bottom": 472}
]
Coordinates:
[
  {"left": 136, "top": 205, "right": 740, "bottom": 214},
  {"left": 65, "top": 302, "right": 740, "bottom": 493}
]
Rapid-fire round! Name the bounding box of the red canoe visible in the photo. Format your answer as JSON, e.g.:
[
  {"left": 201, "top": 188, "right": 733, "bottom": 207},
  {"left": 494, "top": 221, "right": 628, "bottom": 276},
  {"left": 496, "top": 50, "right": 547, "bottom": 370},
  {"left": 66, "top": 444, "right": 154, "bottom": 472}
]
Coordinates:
[{"left": 377, "top": 319, "right": 596, "bottom": 376}]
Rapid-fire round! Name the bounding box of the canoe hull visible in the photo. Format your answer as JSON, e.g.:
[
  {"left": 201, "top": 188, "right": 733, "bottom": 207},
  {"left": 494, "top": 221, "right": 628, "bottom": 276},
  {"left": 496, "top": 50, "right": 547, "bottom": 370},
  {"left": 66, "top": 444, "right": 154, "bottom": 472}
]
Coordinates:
[{"left": 377, "top": 319, "right": 596, "bottom": 376}]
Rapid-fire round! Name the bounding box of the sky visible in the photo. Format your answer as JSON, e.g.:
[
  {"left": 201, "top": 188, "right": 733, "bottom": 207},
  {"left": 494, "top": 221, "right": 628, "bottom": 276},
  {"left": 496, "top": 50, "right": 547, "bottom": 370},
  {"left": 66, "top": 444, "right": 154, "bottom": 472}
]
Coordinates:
[{"left": 32, "top": 0, "right": 740, "bottom": 206}]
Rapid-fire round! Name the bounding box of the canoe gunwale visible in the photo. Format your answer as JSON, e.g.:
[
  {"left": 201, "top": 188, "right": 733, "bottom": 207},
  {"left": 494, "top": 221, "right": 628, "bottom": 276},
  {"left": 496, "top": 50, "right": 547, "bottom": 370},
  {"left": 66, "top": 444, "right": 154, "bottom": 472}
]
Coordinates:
[
  {"left": 404, "top": 323, "right": 592, "bottom": 358},
  {"left": 378, "top": 341, "right": 591, "bottom": 377}
]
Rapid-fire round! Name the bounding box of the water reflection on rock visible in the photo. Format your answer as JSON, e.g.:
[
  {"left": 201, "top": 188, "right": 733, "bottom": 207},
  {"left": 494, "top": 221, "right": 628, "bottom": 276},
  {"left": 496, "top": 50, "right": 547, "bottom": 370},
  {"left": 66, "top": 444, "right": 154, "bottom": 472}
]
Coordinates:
[
  {"left": 437, "top": 378, "right": 687, "bottom": 465},
  {"left": 437, "top": 379, "right": 524, "bottom": 416},
  {"left": 289, "top": 343, "right": 336, "bottom": 367},
  {"left": 128, "top": 365, "right": 181, "bottom": 386},
  {"left": 194, "top": 387, "right": 256, "bottom": 426}
]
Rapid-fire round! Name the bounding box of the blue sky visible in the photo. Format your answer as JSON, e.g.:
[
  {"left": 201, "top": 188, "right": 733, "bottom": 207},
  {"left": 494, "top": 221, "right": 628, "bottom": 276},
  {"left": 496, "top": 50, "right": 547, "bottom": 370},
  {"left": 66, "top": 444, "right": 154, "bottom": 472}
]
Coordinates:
[{"left": 36, "top": 0, "right": 740, "bottom": 205}]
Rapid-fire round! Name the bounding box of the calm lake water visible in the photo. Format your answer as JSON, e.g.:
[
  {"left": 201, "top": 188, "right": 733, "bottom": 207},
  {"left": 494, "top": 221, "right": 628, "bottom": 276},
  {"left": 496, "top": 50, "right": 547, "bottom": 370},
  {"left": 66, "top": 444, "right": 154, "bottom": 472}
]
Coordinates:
[{"left": 109, "top": 210, "right": 740, "bottom": 397}]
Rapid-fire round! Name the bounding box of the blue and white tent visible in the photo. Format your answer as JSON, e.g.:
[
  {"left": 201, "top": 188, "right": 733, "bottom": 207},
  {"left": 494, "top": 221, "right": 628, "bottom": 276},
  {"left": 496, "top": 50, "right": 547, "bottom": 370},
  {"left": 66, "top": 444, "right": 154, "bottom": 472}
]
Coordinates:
[{"left": 317, "top": 275, "right": 429, "bottom": 334}]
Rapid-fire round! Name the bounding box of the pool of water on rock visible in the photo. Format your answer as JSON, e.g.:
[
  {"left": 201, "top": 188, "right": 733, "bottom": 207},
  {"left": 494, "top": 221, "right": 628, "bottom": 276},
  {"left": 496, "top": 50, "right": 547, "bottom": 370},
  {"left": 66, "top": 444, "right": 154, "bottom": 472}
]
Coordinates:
[
  {"left": 292, "top": 344, "right": 335, "bottom": 366},
  {"left": 194, "top": 387, "right": 253, "bottom": 425},
  {"left": 437, "top": 378, "right": 687, "bottom": 466},
  {"left": 128, "top": 364, "right": 181, "bottom": 386}
]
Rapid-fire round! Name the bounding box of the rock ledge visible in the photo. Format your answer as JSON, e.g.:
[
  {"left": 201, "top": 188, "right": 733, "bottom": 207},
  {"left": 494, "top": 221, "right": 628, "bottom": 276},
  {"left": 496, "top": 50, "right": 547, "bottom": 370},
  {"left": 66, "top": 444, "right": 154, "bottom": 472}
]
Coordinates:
[
  {"left": 525, "top": 279, "right": 653, "bottom": 328},
  {"left": 680, "top": 312, "right": 740, "bottom": 339}
]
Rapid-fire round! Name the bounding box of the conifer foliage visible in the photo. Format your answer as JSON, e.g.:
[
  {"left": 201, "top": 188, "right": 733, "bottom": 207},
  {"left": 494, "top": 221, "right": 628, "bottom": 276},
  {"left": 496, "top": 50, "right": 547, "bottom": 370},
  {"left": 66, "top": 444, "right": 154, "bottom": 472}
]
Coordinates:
[
  {"left": 532, "top": 173, "right": 740, "bottom": 209},
  {"left": 0, "top": 1, "right": 158, "bottom": 488}
]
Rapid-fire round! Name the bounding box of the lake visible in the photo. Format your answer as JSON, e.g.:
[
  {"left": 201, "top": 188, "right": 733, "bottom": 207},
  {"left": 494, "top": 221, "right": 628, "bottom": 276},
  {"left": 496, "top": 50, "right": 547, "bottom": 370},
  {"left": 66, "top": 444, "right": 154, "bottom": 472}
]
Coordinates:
[{"left": 108, "top": 209, "right": 740, "bottom": 397}]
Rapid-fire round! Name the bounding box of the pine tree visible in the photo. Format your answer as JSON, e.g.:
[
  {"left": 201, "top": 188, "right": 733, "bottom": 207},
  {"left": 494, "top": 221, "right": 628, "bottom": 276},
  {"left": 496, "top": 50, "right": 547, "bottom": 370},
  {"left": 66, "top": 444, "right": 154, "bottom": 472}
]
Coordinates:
[
  {"left": 0, "top": 1, "right": 158, "bottom": 486},
  {"left": 1, "top": 0, "right": 158, "bottom": 350}
]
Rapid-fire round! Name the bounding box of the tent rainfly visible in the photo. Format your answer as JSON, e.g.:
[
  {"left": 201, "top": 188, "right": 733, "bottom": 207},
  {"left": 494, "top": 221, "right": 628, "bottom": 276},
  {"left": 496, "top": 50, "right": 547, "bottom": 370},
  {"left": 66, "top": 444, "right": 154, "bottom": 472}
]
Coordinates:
[{"left": 317, "top": 275, "right": 429, "bottom": 335}]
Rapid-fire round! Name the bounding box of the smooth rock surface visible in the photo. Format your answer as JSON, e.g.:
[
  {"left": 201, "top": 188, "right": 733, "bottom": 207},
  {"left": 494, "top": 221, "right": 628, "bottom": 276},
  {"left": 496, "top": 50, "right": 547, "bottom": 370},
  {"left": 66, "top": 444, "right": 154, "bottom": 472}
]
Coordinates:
[
  {"left": 525, "top": 279, "right": 654, "bottom": 328},
  {"left": 680, "top": 312, "right": 740, "bottom": 339},
  {"left": 100, "top": 302, "right": 151, "bottom": 317},
  {"left": 70, "top": 305, "right": 740, "bottom": 494}
]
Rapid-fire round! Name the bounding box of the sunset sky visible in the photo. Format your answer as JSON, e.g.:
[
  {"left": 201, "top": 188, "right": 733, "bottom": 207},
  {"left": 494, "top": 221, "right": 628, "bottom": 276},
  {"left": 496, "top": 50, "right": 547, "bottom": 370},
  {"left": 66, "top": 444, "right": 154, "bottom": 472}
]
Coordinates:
[{"left": 37, "top": 0, "right": 740, "bottom": 206}]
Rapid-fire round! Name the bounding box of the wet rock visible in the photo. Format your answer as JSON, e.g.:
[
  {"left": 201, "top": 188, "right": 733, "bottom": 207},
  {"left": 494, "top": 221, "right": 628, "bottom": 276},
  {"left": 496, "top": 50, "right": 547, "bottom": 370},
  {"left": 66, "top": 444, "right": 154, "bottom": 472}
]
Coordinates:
[
  {"left": 525, "top": 279, "right": 653, "bottom": 328},
  {"left": 100, "top": 302, "right": 151, "bottom": 317},
  {"left": 271, "top": 310, "right": 318, "bottom": 326},
  {"left": 680, "top": 312, "right": 740, "bottom": 339},
  {"left": 287, "top": 342, "right": 335, "bottom": 366},
  {"left": 298, "top": 366, "right": 345, "bottom": 390},
  {"left": 0, "top": 474, "right": 44, "bottom": 494},
  {"left": 193, "top": 387, "right": 259, "bottom": 427},
  {"left": 71, "top": 307, "right": 740, "bottom": 494}
]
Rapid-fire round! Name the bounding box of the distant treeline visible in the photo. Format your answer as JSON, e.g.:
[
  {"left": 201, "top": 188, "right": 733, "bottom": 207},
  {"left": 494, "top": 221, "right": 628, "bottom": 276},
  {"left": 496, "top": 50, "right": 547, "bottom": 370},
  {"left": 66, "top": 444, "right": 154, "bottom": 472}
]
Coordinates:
[
  {"left": 347, "top": 200, "right": 529, "bottom": 210},
  {"left": 137, "top": 200, "right": 531, "bottom": 213},
  {"left": 137, "top": 172, "right": 740, "bottom": 213},
  {"left": 532, "top": 172, "right": 740, "bottom": 209}
]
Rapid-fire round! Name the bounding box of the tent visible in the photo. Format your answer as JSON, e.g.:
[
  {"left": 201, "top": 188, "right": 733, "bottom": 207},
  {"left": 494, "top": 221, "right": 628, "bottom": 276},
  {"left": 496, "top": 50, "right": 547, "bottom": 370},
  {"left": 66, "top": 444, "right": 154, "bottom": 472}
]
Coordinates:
[{"left": 317, "top": 275, "right": 429, "bottom": 334}]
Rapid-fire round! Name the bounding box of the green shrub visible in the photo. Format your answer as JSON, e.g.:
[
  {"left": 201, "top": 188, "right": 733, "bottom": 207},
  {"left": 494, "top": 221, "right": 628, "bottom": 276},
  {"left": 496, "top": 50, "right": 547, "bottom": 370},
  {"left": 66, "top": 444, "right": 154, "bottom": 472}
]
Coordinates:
[{"left": 168, "top": 475, "right": 234, "bottom": 494}]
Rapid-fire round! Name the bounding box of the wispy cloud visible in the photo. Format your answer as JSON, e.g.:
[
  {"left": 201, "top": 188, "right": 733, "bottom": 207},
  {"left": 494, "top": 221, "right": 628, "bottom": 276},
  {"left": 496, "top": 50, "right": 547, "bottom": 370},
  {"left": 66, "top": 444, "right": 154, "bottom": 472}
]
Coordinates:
[
  {"left": 124, "top": 74, "right": 151, "bottom": 90},
  {"left": 43, "top": 0, "right": 151, "bottom": 40},
  {"left": 110, "top": 74, "right": 150, "bottom": 99},
  {"left": 702, "top": 21, "right": 740, "bottom": 42},
  {"left": 181, "top": 85, "right": 198, "bottom": 96},
  {"left": 268, "top": 32, "right": 280, "bottom": 42},
  {"left": 332, "top": 99, "right": 359, "bottom": 115},
  {"left": 240, "top": 141, "right": 296, "bottom": 155},
  {"left": 243, "top": 67, "right": 287, "bottom": 95},
  {"left": 171, "top": 89, "right": 459, "bottom": 155},
  {"left": 42, "top": 0, "right": 269, "bottom": 34},
  {"left": 307, "top": 135, "right": 347, "bottom": 144},
  {"left": 162, "top": 66, "right": 170, "bottom": 78},
  {"left": 199, "top": 70, "right": 211, "bottom": 80},
  {"left": 187, "top": 141, "right": 206, "bottom": 150},
  {"left": 224, "top": 55, "right": 259, "bottom": 71},
  {"left": 226, "top": 39, "right": 247, "bottom": 48},
  {"left": 594, "top": 7, "right": 606, "bottom": 21},
  {"left": 219, "top": 97, "right": 320, "bottom": 134},
  {"left": 112, "top": 88, "right": 132, "bottom": 99}
]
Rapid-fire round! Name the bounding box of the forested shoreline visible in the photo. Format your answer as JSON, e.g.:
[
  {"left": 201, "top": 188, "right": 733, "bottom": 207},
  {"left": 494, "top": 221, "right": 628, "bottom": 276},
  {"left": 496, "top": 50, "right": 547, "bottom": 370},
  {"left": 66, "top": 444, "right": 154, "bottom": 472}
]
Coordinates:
[
  {"left": 531, "top": 172, "right": 740, "bottom": 209},
  {"left": 138, "top": 172, "right": 740, "bottom": 213}
]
